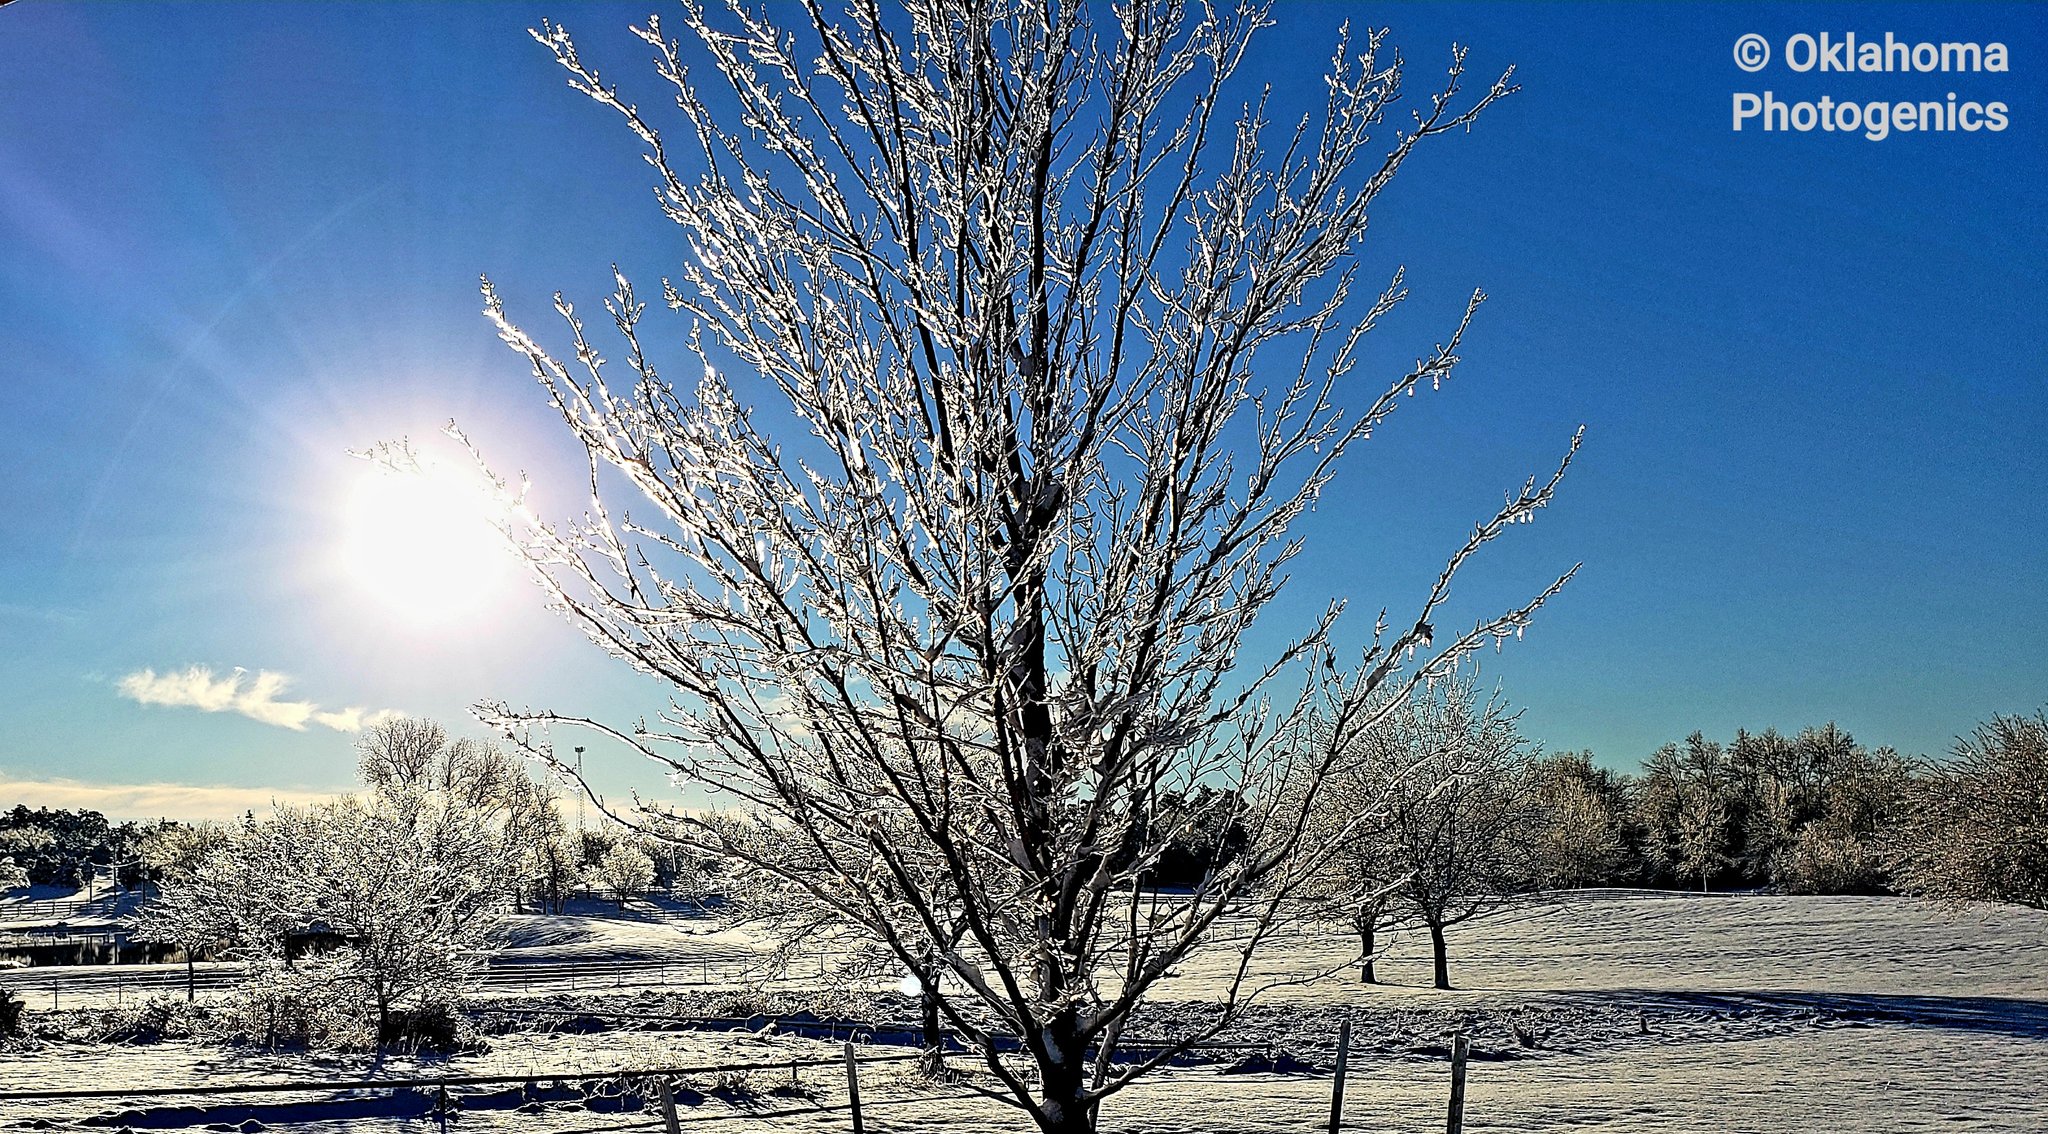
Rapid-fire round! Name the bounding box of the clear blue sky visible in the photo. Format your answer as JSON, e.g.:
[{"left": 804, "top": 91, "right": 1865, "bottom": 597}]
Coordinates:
[{"left": 1, "top": 2, "right": 2042, "bottom": 819}]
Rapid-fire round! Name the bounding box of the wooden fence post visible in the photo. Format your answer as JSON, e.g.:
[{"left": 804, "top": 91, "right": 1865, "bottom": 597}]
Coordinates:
[
  {"left": 656, "top": 1077, "right": 682, "bottom": 1134},
  {"left": 843, "top": 1040, "right": 865, "bottom": 1134},
  {"left": 1328, "top": 1017, "right": 1352, "bottom": 1134},
  {"left": 1445, "top": 1033, "right": 1470, "bottom": 1134}
]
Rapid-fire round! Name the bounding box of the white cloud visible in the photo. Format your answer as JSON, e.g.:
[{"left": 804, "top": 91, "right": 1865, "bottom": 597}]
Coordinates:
[
  {"left": 0, "top": 775, "right": 340, "bottom": 822},
  {"left": 116, "top": 665, "right": 400, "bottom": 733}
]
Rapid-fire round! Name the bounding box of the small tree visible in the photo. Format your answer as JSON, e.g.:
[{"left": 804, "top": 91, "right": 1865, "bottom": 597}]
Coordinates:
[
  {"left": 1344, "top": 681, "right": 1536, "bottom": 989},
  {"left": 508, "top": 778, "right": 580, "bottom": 914},
  {"left": 1893, "top": 710, "right": 2048, "bottom": 909},
  {"left": 1296, "top": 713, "right": 1406, "bottom": 985},
  {"left": 129, "top": 853, "right": 236, "bottom": 1000},
  {"left": 593, "top": 840, "right": 656, "bottom": 909},
  {"left": 456, "top": 1, "right": 1579, "bottom": 1127},
  {"left": 143, "top": 782, "right": 514, "bottom": 1047},
  {"left": 298, "top": 796, "right": 507, "bottom": 1043}
]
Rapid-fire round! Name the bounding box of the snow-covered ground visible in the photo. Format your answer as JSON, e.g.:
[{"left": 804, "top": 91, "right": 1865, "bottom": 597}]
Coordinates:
[
  {"left": 0, "top": 868, "right": 139, "bottom": 933},
  {"left": 1, "top": 892, "right": 2043, "bottom": 1131},
  {"left": 497, "top": 898, "right": 755, "bottom": 965}
]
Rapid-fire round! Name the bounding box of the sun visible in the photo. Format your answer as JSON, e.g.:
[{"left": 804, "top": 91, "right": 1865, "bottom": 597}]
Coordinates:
[{"left": 339, "top": 461, "right": 516, "bottom": 626}]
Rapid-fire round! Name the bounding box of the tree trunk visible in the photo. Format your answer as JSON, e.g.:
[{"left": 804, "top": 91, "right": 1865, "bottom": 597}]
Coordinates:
[
  {"left": 1354, "top": 908, "right": 1379, "bottom": 984},
  {"left": 186, "top": 953, "right": 195, "bottom": 1002},
  {"left": 1033, "top": 1016, "right": 1093, "bottom": 1134},
  {"left": 1429, "top": 919, "right": 1451, "bottom": 990},
  {"left": 916, "top": 961, "right": 946, "bottom": 1075}
]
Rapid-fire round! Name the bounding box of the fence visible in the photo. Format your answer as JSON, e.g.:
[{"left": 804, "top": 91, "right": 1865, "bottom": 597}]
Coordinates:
[
  {"left": 0, "top": 1021, "right": 1480, "bottom": 1132},
  {"left": 0, "top": 951, "right": 851, "bottom": 1010},
  {"left": 0, "top": 895, "right": 125, "bottom": 923},
  {"left": 0, "top": 1047, "right": 927, "bottom": 1132}
]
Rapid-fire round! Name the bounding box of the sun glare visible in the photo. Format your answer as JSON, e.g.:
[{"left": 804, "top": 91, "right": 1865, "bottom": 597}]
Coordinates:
[{"left": 339, "top": 462, "right": 515, "bottom": 626}]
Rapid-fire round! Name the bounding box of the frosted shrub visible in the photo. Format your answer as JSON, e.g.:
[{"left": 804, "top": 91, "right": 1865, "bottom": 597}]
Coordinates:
[
  {"left": 234, "top": 955, "right": 368, "bottom": 1049},
  {"left": 1779, "top": 822, "right": 1886, "bottom": 895}
]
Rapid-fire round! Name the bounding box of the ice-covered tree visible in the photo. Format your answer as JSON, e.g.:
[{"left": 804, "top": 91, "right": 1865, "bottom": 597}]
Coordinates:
[
  {"left": 458, "top": 2, "right": 1577, "bottom": 1128},
  {"left": 356, "top": 716, "right": 571, "bottom": 909},
  {"left": 1778, "top": 739, "right": 1911, "bottom": 895},
  {"left": 133, "top": 820, "right": 229, "bottom": 888},
  {"left": 358, "top": 717, "right": 522, "bottom": 817},
  {"left": 140, "top": 775, "right": 516, "bottom": 1045},
  {"left": 593, "top": 838, "right": 656, "bottom": 908},
  {"left": 1333, "top": 681, "right": 1536, "bottom": 989},
  {"left": 1638, "top": 734, "right": 1732, "bottom": 892},
  {"left": 1526, "top": 750, "right": 1628, "bottom": 890},
  {"left": 299, "top": 796, "right": 508, "bottom": 1041},
  {"left": 129, "top": 866, "right": 236, "bottom": 999},
  {"left": 1893, "top": 710, "right": 2048, "bottom": 910},
  {"left": 508, "top": 777, "right": 581, "bottom": 913}
]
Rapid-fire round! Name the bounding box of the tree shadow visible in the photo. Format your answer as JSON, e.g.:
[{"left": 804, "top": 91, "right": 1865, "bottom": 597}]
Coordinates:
[{"left": 1561, "top": 988, "right": 2048, "bottom": 1042}]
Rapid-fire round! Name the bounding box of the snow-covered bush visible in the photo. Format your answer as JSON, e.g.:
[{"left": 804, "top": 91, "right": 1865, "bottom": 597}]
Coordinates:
[
  {"left": 233, "top": 955, "right": 366, "bottom": 1049},
  {"left": 1893, "top": 710, "right": 2048, "bottom": 909},
  {"left": 1780, "top": 822, "right": 1888, "bottom": 895}
]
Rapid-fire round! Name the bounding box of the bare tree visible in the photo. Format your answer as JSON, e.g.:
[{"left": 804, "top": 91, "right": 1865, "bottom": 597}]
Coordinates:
[
  {"left": 455, "top": 2, "right": 1576, "bottom": 1129},
  {"left": 1340, "top": 681, "right": 1536, "bottom": 990},
  {"left": 358, "top": 717, "right": 522, "bottom": 818},
  {"left": 506, "top": 776, "right": 580, "bottom": 914},
  {"left": 1893, "top": 710, "right": 2048, "bottom": 910}
]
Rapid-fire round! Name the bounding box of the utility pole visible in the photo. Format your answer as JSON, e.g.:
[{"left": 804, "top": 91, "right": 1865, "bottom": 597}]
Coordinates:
[{"left": 574, "top": 747, "right": 587, "bottom": 831}]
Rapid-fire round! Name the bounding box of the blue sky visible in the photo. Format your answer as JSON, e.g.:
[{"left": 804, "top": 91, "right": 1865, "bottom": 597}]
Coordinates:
[{"left": 1, "top": 2, "right": 2042, "bottom": 819}]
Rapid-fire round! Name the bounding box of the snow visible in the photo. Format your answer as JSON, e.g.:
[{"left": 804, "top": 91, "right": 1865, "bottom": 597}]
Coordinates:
[
  {"left": 1167, "top": 892, "right": 2048, "bottom": 1004},
  {"left": 1, "top": 893, "right": 2043, "bottom": 1131},
  {"left": 498, "top": 900, "right": 744, "bottom": 963},
  {"left": 0, "top": 869, "right": 138, "bottom": 932}
]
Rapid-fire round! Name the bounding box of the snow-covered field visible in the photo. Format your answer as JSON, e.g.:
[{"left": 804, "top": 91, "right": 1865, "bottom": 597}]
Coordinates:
[{"left": 1, "top": 892, "right": 2043, "bottom": 1132}]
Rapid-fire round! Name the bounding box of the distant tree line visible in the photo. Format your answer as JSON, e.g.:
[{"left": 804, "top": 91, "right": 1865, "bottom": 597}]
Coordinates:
[
  {"left": 1295, "top": 695, "right": 2048, "bottom": 988},
  {"left": 1524, "top": 710, "right": 2046, "bottom": 907},
  {"left": 0, "top": 805, "right": 202, "bottom": 893}
]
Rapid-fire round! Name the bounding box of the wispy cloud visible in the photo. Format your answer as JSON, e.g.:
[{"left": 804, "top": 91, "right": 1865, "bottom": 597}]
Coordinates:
[
  {"left": 116, "top": 666, "right": 400, "bottom": 733},
  {"left": 0, "top": 775, "right": 340, "bottom": 822},
  {"left": 0, "top": 602, "right": 83, "bottom": 625}
]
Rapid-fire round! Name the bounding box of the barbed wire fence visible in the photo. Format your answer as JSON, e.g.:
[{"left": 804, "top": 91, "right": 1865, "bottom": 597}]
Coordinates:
[{"left": 0, "top": 1021, "right": 1483, "bottom": 1133}]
